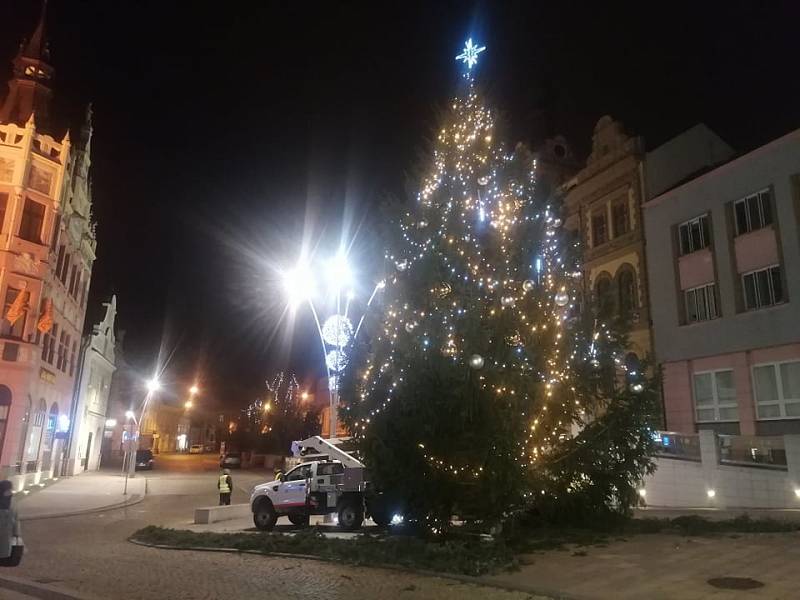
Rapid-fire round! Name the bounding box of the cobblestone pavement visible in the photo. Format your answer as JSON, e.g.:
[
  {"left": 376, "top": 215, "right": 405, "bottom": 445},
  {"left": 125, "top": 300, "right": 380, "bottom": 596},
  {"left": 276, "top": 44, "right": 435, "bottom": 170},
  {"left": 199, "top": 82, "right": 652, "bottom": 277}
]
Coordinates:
[{"left": 12, "top": 473, "right": 540, "bottom": 600}]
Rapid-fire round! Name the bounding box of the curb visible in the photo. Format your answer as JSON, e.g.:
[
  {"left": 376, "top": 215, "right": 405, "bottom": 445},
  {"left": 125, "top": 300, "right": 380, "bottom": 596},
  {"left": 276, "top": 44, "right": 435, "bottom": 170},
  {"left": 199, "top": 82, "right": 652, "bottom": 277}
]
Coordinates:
[
  {"left": 20, "top": 492, "right": 145, "bottom": 522},
  {"left": 0, "top": 573, "right": 102, "bottom": 600},
  {"left": 127, "top": 537, "right": 571, "bottom": 599}
]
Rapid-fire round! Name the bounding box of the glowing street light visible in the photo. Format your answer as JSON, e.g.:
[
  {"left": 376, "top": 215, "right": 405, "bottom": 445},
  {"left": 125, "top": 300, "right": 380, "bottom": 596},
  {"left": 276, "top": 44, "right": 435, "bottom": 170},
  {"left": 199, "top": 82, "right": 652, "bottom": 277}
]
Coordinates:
[
  {"left": 125, "top": 410, "right": 136, "bottom": 421},
  {"left": 146, "top": 378, "right": 160, "bottom": 394},
  {"left": 184, "top": 401, "right": 193, "bottom": 409},
  {"left": 282, "top": 262, "right": 315, "bottom": 309},
  {"left": 189, "top": 385, "right": 199, "bottom": 396}
]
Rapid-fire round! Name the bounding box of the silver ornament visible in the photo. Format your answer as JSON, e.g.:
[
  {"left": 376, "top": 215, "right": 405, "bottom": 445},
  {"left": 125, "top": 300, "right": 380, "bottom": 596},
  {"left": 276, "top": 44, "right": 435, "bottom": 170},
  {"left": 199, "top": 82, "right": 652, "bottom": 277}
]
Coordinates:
[
  {"left": 396, "top": 259, "right": 408, "bottom": 272},
  {"left": 522, "top": 280, "right": 535, "bottom": 292},
  {"left": 477, "top": 175, "right": 490, "bottom": 186},
  {"left": 552, "top": 217, "right": 562, "bottom": 227},
  {"left": 554, "top": 292, "right": 569, "bottom": 306},
  {"left": 404, "top": 321, "right": 417, "bottom": 333},
  {"left": 590, "top": 357, "right": 600, "bottom": 368},
  {"left": 469, "top": 354, "right": 484, "bottom": 369}
]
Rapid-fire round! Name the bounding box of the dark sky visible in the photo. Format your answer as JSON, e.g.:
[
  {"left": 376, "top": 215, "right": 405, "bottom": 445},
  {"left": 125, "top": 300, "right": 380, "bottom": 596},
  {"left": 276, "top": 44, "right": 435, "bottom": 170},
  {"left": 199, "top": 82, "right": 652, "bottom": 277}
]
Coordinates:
[{"left": 1, "top": 0, "right": 799, "bottom": 408}]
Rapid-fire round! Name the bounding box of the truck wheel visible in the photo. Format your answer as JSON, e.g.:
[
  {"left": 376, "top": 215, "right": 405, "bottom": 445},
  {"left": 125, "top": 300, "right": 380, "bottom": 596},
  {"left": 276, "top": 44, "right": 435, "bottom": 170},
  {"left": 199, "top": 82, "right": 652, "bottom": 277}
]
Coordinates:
[
  {"left": 338, "top": 500, "right": 364, "bottom": 531},
  {"left": 253, "top": 502, "right": 278, "bottom": 531},
  {"left": 288, "top": 513, "right": 309, "bottom": 527}
]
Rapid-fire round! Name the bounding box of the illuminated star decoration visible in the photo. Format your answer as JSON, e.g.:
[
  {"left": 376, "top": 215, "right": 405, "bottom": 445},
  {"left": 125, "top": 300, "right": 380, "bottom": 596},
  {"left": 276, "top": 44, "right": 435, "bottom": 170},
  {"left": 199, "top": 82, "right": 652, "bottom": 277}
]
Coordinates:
[{"left": 455, "top": 38, "right": 486, "bottom": 69}]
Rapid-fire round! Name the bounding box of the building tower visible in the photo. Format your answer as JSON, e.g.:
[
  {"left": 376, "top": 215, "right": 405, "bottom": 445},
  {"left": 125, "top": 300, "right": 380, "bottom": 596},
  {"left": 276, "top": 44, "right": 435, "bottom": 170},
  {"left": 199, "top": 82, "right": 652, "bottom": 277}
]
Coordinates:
[{"left": 0, "top": 3, "right": 97, "bottom": 489}]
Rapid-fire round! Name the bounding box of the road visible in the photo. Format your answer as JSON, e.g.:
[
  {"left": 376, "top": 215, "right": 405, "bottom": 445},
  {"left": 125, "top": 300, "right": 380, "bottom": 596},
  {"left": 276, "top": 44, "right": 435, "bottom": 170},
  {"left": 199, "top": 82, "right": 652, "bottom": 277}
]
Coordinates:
[{"left": 10, "top": 453, "right": 533, "bottom": 600}]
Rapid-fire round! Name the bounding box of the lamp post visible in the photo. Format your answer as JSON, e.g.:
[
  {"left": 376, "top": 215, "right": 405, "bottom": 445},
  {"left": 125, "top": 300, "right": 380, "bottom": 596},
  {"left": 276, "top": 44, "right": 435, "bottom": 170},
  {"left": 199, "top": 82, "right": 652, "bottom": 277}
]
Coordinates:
[
  {"left": 123, "top": 377, "right": 160, "bottom": 493},
  {"left": 282, "top": 253, "right": 384, "bottom": 439}
]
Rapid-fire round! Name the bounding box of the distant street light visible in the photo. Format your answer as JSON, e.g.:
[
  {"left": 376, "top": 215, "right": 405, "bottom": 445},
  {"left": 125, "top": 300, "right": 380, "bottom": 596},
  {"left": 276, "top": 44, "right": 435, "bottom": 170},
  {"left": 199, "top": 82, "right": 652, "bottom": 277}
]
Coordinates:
[
  {"left": 184, "top": 401, "right": 193, "bottom": 409},
  {"left": 124, "top": 410, "right": 136, "bottom": 421},
  {"left": 189, "top": 384, "right": 199, "bottom": 396}
]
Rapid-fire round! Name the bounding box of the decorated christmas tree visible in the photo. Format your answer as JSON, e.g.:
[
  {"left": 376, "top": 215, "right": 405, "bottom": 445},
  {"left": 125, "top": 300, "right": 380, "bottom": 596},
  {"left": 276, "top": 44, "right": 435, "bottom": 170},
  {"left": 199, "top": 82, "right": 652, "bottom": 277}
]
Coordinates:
[{"left": 341, "top": 39, "right": 659, "bottom": 532}]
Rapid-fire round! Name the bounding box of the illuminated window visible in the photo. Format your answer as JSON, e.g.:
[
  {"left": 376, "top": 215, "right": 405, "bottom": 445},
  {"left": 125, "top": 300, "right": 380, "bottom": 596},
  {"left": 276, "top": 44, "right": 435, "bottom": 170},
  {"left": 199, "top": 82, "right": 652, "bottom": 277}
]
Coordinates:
[{"left": 1, "top": 287, "right": 26, "bottom": 339}]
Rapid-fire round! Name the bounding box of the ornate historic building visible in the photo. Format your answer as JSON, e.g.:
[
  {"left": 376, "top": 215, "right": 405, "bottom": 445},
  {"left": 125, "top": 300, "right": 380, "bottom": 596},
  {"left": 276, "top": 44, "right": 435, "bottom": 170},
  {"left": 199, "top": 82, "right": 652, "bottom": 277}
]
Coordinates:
[
  {"left": 0, "top": 7, "right": 96, "bottom": 489},
  {"left": 562, "top": 117, "right": 733, "bottom": 370}
]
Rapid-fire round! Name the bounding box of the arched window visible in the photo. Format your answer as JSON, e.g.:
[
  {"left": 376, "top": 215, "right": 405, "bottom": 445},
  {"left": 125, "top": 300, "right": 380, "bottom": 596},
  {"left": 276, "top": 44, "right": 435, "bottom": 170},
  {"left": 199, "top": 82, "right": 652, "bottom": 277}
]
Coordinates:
[
  {"left": 617, "top": 267, "right": 638, "bottom": 315},
  {"left": 0, "top": 385, "right": 11, "bottom": 457},
  {"left": 595, "top": 274, "right": 614, "bottom": 316}
]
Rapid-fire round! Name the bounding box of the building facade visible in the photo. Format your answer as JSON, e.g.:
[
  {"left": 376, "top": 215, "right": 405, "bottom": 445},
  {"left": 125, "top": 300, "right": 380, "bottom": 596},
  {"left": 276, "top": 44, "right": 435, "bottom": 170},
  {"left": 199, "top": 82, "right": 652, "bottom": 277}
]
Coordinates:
[
  {"left": 65, "top": 296, "right": 117, "bottom": 474},
  {"left": 562, "top": 117, "right": 733, "bottom": 366},
  {"left": 0, "top": 9, "right": 96, "bottom": 489},
  {"left": 645, "top": 129, "right": 800, "bottom": 436}
]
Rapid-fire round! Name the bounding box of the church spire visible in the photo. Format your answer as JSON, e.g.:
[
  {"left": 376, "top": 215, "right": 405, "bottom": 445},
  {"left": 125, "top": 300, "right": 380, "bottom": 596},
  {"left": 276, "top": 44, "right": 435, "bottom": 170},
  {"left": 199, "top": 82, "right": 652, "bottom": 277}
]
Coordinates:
[
  {"left": 22, "top": 0, "right": 50, "bottom": 62},
  {"left": 0, "top": 0, "right": 55, "bottom": 128}
]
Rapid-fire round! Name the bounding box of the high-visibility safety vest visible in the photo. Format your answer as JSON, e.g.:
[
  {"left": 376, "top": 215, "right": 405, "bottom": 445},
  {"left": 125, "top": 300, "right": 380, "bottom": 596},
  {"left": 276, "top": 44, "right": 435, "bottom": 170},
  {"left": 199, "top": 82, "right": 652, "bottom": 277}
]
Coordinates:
[{"left": 219, "top": 475, "right": 231, "bottom": 493}]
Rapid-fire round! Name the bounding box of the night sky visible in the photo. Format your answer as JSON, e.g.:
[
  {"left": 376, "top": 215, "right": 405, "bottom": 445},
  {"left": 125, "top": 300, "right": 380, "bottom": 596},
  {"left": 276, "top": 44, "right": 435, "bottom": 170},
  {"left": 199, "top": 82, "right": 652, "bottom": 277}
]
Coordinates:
[{"left": 1, "top": 0, "right": 799, "bottom": 408}]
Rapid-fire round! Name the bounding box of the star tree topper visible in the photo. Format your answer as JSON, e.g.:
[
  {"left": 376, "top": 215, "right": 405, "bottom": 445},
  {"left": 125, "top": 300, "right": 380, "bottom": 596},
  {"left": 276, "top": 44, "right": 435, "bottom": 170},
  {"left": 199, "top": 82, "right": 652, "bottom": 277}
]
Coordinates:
[{"left": 455, "top": 38, "right": 486, "bottom": 69}]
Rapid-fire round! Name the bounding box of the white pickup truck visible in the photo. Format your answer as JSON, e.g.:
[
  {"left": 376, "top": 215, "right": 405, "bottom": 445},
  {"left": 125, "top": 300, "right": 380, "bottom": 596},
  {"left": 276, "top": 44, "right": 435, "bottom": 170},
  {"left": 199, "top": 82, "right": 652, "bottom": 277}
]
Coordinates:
[{"left": 249, "top": 436, "right": 394, "bottom": 531}]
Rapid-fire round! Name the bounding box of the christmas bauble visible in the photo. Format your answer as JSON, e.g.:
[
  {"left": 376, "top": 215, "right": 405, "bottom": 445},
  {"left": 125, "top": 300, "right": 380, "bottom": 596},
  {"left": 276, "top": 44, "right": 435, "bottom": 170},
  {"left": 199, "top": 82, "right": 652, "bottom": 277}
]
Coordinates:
[
  {"left": 477, "top": 175, "right": 490, "bottom": 186},
  {"left": 554, "top": 292, "right": 569, "bottom": 306},
  {"left": 417, "top": 220, "right": 428, "bottom": 228},
  {"left": 404, "top": 321, "right": 416, "bottom": 333},
  {"left": 501, "top": 296, "right": 516, "bottom": 307},
  {"left": 590, "top": 357, "right": 600, "bottom": 368},
  {"left": 469, "top": 354, "right": 484, "bottom": 369},
  {"left": 552, "top": 217, "right": 562, "bottom": 227},
  {"left": 436, "top": 282, "right": 452, "bottom": 298},
  {"left": 522, "top": 280, "right": 535, "bottom": 292},
  {"left": 395, "top": 259, "right": 408, "bottom": 272}
]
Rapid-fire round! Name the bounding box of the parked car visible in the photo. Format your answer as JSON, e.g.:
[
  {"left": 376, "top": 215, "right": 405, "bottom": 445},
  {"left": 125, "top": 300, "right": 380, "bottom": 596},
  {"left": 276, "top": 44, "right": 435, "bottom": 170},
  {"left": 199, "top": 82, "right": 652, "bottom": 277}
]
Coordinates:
[
  {"left": 220, "top": 452, "right": 242, "bottom": 469},
  {"left": 135, "top": 449, "right": 154, "bottom": 470},
  {"left": 189, "top": 444, "right": 203, "bottom": 454}
]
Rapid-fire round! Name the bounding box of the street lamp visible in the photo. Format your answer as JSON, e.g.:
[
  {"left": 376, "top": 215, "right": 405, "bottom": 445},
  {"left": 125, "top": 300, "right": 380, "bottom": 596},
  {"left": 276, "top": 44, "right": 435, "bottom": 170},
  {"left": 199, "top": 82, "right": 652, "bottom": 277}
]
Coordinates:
[
  {"left": 280, "top": 251, "right": 384, "bottom": 439},
  {"left": 146, "top": 378, "right": 160, "bottom": 394}
]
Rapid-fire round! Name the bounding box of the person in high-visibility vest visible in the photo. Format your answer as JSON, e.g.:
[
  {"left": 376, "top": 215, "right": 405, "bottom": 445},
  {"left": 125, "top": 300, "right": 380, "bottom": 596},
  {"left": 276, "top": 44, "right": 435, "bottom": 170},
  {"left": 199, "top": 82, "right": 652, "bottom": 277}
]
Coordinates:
[{"left": 218, "top": 469, "right": 233, "bottom": 505}]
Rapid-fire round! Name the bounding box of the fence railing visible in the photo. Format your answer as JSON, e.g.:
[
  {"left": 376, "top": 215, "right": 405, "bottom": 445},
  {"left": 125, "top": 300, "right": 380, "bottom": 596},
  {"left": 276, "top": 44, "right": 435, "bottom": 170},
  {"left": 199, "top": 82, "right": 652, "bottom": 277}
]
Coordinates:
[
  {"left": 654, "top": 431, "right": 702, "bottom": 461},
  {"left": 718, "top": 434, "right": 787, "bottom": 470}
]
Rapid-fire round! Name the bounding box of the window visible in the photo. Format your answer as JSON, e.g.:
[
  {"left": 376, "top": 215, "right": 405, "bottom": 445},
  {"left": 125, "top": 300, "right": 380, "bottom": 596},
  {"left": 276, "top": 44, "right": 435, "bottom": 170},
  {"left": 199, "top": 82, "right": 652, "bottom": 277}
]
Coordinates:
[
  {"left": 591, "top": 212, "right": 607, "bottom": 246},
  {"left": 742, "top": 265, "right": 783, "bottom": 310},
  {"left": 618, "top": 269, "right": 637, "bottom": 315},
  {"left": 317, "top": 463, "right": 345, "bottom": 476},
  {"left": 595, "top": 276, "right": 613, "bottom": 315},
  {"left": 55, "top": 245, "right": 65, "bottom": 279},
  {"left": 753, "top": 361, "right": 800, "bottom": 419},
  {"left": 68, "top": 265, "right": 77, "bottom": 297},
  {"left": 285, "top": 464, "right": 312, "bottom": 481},
  {"left": 60, "top": 254, "right": 71, "bottom": 284},
  {"left": 1, "top": 287, "right": 26, "bottom": 339},
  {"left": 50, "top": 214, "right": 61, "bottom": 250},
  {"left": 57, "top": 330, "right": 67, "bottom": 372},
  {"left": 18, "top": 198, "right": 45, "bottom": 243},
  {"left": 684, "top": 283, "right": 718, "bottom": 323},
  {"left": 612, "top": 202, "right": 629, "bottom": 237},
  {"left": 69, "top": 340, "right": 77, "bottom": 377},
  {"left": 0, "top": 192, "right": 7, "bottom": 232},
  {"left": 48, "top": 323, "right": 58, "bottom": 364},
  {"left": 27, "top": 165, "right": 52, "bottom": 195},
  {"left": 734, "top": 189, "right": 772, "bottom": 236},
  {"left": 694, "top": 370, "right": 738, "bottom": 422},
  {"left": 678, "top": 214, "right": 710, "bottom": 255}
]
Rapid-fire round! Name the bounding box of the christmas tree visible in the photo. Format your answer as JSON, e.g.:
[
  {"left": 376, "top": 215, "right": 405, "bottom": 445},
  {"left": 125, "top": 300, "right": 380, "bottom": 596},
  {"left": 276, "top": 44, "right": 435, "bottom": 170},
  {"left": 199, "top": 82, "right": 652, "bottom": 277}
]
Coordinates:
[{"left": 341, "top": 39, "right": 658, "bottom": 532}]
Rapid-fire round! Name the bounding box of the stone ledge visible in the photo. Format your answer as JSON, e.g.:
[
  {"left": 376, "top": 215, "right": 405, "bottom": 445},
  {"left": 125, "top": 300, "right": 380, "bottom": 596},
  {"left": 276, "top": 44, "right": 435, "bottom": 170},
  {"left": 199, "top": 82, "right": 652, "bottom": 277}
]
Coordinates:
[{"left": 194, "top": 503, "right": 251, "bottom": 524}]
